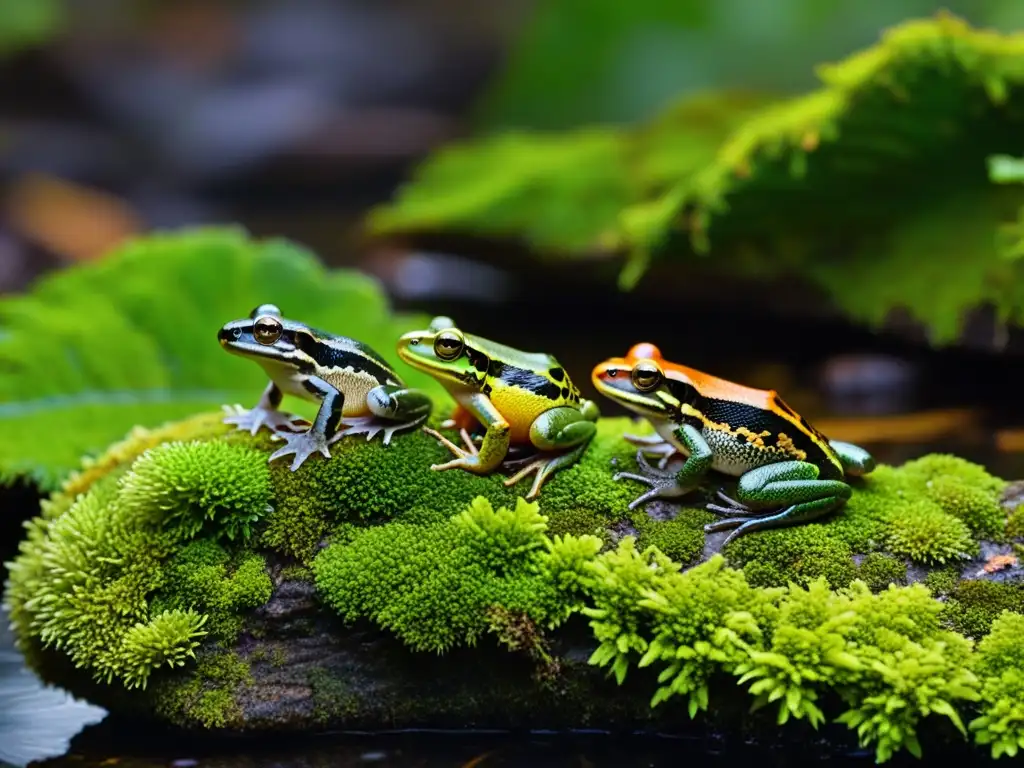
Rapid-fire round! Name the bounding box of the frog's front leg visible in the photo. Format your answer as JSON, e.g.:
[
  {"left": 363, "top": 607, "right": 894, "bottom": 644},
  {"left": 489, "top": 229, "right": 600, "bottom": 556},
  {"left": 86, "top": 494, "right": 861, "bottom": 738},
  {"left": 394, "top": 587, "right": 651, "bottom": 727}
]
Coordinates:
[
  {"left": 503, "top": 402, "right": 599, "bottom": 499},
  {"left": 614, "top": 423, "right": 711, "bottom": 510},
  {"left": 336, "top": 386, "right": 433, "bottom": 445},
  {"left": 223, "top": 381, "right": 306, "bottom": 436},
  {"left": 268, "top": 377, "right": 343, "bottom": 471},
  {"left": 423, "top": 393, "right": 510, "bottom": 475},
  {"left": 704, "top": 461, "right": 852, "bottom": 546}
]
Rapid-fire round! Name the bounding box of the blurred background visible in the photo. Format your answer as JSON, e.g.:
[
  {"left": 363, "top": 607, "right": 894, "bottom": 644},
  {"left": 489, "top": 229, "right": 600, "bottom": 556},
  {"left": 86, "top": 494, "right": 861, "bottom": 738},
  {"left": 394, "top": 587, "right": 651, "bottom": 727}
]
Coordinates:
[{"left": 2, "top": 2, "right": 1024, "bottom": 453}]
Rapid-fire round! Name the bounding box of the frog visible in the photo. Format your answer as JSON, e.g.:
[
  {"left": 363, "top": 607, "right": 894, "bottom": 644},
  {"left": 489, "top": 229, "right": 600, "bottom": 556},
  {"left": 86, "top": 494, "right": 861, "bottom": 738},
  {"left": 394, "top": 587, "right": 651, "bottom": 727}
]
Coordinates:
[
  {"left": 218, "top": 304, "right": 432, "bottom": 470},
  {"left": 592, "top": 342, "right": 875, "bottom": 545},
  {"left": 395, "top": 316, "right": 600, "bottom": 498}
]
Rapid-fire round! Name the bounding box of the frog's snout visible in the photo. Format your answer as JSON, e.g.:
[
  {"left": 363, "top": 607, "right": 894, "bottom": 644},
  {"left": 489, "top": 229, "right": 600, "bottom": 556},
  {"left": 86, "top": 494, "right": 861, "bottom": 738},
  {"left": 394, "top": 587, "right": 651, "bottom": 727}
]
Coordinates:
[{"left": 218, "top": 324, "right": 244, "bottom": 347}]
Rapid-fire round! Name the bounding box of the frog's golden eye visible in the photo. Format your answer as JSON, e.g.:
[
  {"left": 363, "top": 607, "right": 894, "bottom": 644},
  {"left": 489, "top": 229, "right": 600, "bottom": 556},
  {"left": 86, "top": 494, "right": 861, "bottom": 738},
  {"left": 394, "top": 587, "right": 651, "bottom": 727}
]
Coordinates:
[
  {"left": 631, "top": 360, "right": 663, "bottom": 392},
  {"left": 253, "top": 315, "right": 283, "bottom": 345},
  {"left": 433, "top": 329, "right": 465, "bottom": 361}
]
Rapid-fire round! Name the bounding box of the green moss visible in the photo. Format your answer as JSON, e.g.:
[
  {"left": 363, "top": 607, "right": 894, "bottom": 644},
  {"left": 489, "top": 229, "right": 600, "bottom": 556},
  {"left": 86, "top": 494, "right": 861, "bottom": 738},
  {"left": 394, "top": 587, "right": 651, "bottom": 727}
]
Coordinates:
[
  {"left": 857, "top": 553, "right": 907, "bottom": 593},
  {"left": 820, "top": 455, "right": 1000, "bottom": 565},
  {"left": 724, "top": 525, "right": 857, "bottom": 589},
  {"left": 969, "top": 612, "right": 1024, "bottom": 759},
  {"left": 885, "top": 501, "right": 977, "bottom": 565},
  {"left": 941, "top": 580, "right": 1024, "bottom": 639},
  {"left": 152, "top": 540, "right": 273, "bottom": 644},
  {"left": 1006, "top": 505, "right": 1024, "bottom": 539},
  {"left": 278, "top": 565, "right": 313, "bottom": 582},
  {"left": 925, "top": 475, "right": 1007, "bottom": 541},
  {"left": 307, "top": 667, "right": 360, "bottom": 724},
  {"left": 122, "top": 441, "right": 273, "bottom": 542},
  {"left": 924, "top": 567, "right": 962, "bottom": 598},
  {"left": 7, "top": 406, "right": 1020, "bottom": 760},
  {"left": 544, "top": 507, "right": 610, "bottom": 544},
  {"left": 631, "top": 508, "right": 711, "bottom": 567},
  {"left": 155, "top": 650, "right": 252, "bottom": 729},
  {"left": 3, "top": 435, "right": 275, "bottom": 689},
  {"left": 312, "top": 496, "right": 561, "bottom": 652}
]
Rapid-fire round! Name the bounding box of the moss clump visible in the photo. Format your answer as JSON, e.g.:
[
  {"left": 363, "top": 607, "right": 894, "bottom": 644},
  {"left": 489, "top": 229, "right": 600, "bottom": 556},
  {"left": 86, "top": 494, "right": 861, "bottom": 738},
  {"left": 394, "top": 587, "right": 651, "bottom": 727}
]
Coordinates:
[
  {"left": 941, "top": 580, "right": 1024, "bottom": 639},
  {"left": 584, "top": 547, "right": 979, "bottom": 763},
  {"left": 122, "top": 440, "right": 272, "bottom": 542},
  {"left": 924, "top": 567, "right": 962, "bottom": 598},
  {"left": 4, "top": 433, "right": 275, "bottom": 689},
  {"left": 724, "top": 525, "right": 856, "bottom": 589},
  {"left": 154, "top": 650, "right": 252, "bottom": 729},
  {"left": 969, "top": 612, "right": 1024, "bottom": 759},
  {"left": 821, "top": 455, "right": 1002, "bottom": 565},
  {"left": 312, "top": 496, "right": 596, "bottom": 652},
  {"left": 6, "top": 408, "right": 1018, "bottom": 761},
  {"left": 631, "top": 508, "right": 711, "bottom": 567},
  {"left": 544, "top": 508, "right": 611, "bottom": 544},
  {"left": 307, "top": 668, "right": 360, "bottom": 724},
  {"left": 857, "top": 553, "right": 907, "bottom": 593},
  {"left": 152, "top": 540, "right": 273, "bottom": 644},
  {"left": 1006, "top": 505, "right": 1024, "bottom": 539},
  {"left": 924, "top": 475, "right": 1007, "bottom": 541},
  {"left": 885, "top": 502, "right": 976, "bottom": 565}
]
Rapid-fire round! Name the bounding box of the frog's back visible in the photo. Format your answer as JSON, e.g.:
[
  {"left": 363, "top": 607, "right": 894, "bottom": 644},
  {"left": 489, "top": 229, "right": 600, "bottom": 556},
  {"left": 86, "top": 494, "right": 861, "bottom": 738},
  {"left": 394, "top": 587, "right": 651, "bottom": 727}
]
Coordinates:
[
  {"left": 467, "top": 333, "right": 582, "bottom": 441},
  {"left": 667, "top": 363, "right": 844, "bottom": 479},
  {"left": 312, "top": 330, "right": 403, "bottom": 387}
]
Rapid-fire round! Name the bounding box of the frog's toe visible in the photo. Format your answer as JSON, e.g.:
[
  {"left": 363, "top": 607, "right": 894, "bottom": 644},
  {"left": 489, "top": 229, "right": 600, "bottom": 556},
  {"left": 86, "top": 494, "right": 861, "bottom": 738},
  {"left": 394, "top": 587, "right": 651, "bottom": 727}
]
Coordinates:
[{"left": 268, "top": 431, "right": 331, "bottom": 470}]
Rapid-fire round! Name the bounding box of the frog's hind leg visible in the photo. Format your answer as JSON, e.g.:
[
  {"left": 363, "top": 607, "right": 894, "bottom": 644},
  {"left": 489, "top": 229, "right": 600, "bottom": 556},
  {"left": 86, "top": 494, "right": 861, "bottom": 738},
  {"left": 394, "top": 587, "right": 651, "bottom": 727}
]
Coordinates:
[
  {"left": 336, "top": 386, "right": 433, "bottom": 445},
  {"left": 829, "top": 440, "right": 876, "bottom": 477},
  {"left": 503, "top": 406, "right": 597, "bottom": 499},
  {"left": 703, "top": 460, "right": 852, "bottom": 546}
]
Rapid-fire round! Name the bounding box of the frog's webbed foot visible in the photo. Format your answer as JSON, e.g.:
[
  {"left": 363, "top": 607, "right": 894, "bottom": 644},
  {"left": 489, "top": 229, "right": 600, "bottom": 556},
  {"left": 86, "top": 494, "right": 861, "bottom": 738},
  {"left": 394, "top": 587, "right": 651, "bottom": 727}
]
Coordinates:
[
  {"left": 613, "top": 450, "right": 694, "bottom": 510},
  {"left": 422, "top": 425, "right": 481, "bottom": 470},
  {"left": 503, "top": 444, "right": 587, "bottom": 500},
  {"left": 222, "top": 404, "right": 306, "bottom": 436},
  {"left": 336, "top": 415, "right": 424, "bottom": 446},
  {"left": 268, "top": 429, "right": 331, "bottom": 471},
  {"left": 623, "top": 433, "right": 677, "bottom": 470}
]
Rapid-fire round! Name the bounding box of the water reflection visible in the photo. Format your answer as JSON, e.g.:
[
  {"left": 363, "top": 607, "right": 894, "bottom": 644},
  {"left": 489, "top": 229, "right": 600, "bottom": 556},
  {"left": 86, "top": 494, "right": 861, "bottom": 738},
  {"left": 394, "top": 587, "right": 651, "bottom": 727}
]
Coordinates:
[
  {"left": 32, "top": 724, "right": 907, "bottom": 768},
  {"left": 0, "top": 611, "right": 106, "bottom": 768}
]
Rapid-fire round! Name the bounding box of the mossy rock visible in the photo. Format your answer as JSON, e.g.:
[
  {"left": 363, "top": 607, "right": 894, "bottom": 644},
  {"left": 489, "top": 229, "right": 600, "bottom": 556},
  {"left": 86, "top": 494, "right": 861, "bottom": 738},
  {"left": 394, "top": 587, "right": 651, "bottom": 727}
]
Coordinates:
[{"left": 4, "top": 411, "right": 1024, "bottom": 762}]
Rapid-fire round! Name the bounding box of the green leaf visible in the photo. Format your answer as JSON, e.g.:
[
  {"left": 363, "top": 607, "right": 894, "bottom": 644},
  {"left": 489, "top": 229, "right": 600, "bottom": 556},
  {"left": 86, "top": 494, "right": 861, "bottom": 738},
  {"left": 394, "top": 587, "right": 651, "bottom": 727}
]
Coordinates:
[
  {"left": 0, "top": 226, "right": 445, "bottom": 490},
  {"left": 370, "top": 14, "right": 1024, "bottom": 344}
]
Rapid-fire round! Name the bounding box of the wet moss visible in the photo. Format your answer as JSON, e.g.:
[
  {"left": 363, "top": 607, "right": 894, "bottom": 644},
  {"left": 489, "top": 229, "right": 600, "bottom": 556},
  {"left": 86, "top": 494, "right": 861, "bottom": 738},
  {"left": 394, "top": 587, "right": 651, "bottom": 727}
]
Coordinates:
[
  {"left": 857, "top": 553, "right": 908, "bottom": 592},
  {"left": 155, "top": 650, "right": 252, "bottom": 729},
  {"left": 307, "top": 667, "right": 360, "bottom": 724},
  {"left": 631, "top": 508, "right": 712, "bottom": 567},
  {"left": 725, "top": 525, "right": 857, "bottom": 589},
  {"left": 941, "top": 580, "right": 1024, "bottom": 639}
]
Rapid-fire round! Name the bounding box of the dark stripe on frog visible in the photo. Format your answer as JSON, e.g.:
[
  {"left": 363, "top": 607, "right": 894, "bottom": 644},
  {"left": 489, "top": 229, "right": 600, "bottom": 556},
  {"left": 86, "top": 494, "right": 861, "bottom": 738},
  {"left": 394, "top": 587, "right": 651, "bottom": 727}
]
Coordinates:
[
  {"left": 700, "top": 397, "right": 842, "bottom": 479},
  {"left": 488, "top": 361, "right": 564, "bottom": 401},
  {"left": 549, "top": 367, "right": 565, "bottom": 382},
  {"left": 297, "top": 334, "right": 397, "bottom": 386}
]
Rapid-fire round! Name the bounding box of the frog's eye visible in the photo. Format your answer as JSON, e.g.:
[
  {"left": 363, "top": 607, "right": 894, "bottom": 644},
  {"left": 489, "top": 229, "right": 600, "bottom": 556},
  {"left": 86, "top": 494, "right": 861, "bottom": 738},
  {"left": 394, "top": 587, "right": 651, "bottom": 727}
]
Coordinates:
[
  {"left": 250, "top": 303, "right": 282, "bottom": 319},
  {"left": 631, "top": 360, "right": 663, "bottom": 392},
  {"left": 253, "top": 315, "right": 283, "bottom": 345},
  {"left": 433, "top": 329, "right": 465, "bottom": 361}
]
